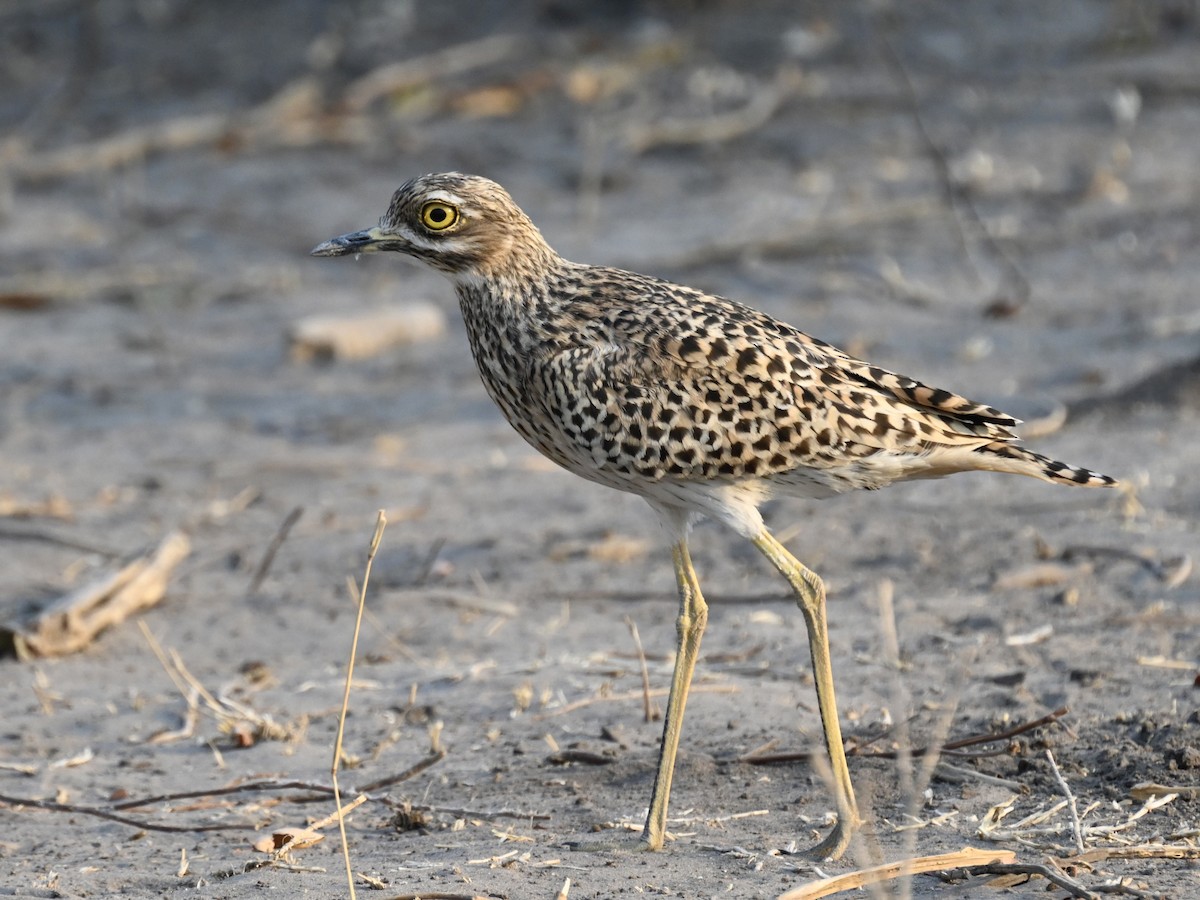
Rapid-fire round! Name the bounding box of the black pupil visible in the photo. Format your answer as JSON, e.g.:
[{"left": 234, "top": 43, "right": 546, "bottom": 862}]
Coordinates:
[{"left": 429, "top": 207, "right": 447, "bottom": 223}]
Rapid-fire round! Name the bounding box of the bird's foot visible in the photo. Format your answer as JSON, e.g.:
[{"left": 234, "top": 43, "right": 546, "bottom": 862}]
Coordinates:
[
  {"left": 793, "top": 816, "right": 855, "bottom": 862},
  {"left": 565, "top": 829, "right": 666, "bottom": 853}
]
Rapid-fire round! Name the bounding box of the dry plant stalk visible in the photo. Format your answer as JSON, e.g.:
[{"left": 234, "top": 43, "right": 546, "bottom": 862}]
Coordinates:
[
  {"left": 332, "top": 511, "right": 388, "bottom": 900},
  {"left": 4, "top": 530, "right": 190, "bottom": 659},
  {"left": 777, "top": 846, "right": 1016, "bottom": 900},
  {"left": 139, "top": 622, "right": 295, "bottom": 744},
  {"left": 624, "top": 616, "right": 660, "bottom": 722}
]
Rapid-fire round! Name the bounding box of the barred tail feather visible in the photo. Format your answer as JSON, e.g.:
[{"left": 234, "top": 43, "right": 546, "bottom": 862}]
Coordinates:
[{"left": 976, "top": 442, "right": 1117, "bottom": 487}]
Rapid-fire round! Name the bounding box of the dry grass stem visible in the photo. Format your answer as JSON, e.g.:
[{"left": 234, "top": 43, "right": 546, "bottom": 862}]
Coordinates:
[
  {"left": 624, "top": 616, "right": 660, "bottom": 722},
  {"left": 777, "top": 846, "right": 1017, "bottom": 900},
  {"left": 332, "top": 510, "right": 387, "bottom": 900},
  {"left": 932, "top": 761, "right": 1022, "bottom": 790},
  {"left": 1046, "top": 749, "right": 1086, "bottom": 854},
  {"left": 1134, "top": 656, "right": 1198, "bottom": 670},
  {"left": 140, "top": 622, "right": 294, "bottom": 744}
]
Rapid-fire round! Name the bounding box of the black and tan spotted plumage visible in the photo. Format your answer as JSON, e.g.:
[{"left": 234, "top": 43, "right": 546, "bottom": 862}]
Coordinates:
[{"left": 313, "top": 172, "right": 1116, "bottom": 860}]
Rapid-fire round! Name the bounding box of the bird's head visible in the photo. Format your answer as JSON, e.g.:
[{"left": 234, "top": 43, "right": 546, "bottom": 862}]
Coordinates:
[{"left": 311, "top": 172, "right": 556, "bottom": 284}]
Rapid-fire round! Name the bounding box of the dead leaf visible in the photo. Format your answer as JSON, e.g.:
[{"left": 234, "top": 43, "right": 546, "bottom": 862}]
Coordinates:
[{"left": 254, "top": 827, "right": 324, "bottom": 854}]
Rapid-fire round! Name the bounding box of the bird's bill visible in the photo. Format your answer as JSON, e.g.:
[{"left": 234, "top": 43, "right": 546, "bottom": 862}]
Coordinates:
[{"left": 310, "top": 225, "right": 388, "bottom": 257}]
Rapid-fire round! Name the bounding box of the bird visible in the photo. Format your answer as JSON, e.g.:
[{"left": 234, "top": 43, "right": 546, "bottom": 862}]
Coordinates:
[{"left": 312, "top": 172, "right": 1116, "bottom": 860}]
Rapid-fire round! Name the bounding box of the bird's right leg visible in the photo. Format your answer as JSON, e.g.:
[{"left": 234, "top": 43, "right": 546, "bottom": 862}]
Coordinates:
[
  {"left": 752, "top": 529, "right": 859, "bottom": 861},
  {"left": 642, "top": 537, "right": 709, "bottom": 850}
]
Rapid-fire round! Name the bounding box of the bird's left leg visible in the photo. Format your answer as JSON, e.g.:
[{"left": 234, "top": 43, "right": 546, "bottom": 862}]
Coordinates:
[{"left": 752, "top": 529, "right": 860, "bottom": 860}]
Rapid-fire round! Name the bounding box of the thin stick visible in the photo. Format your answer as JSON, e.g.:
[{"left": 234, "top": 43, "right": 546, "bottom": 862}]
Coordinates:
[
  {"left": 1064, "top": 844, "right": 1200, "bottom": 864},
  {"left": 942, "top": 707, "right": 1069, "bottom": 752},
  {"left": 310, "top": 793, "right": 368, "bottom": 831},
  {"left": 249, "top": 506, "right": 304, "bottom": 594},
  {"left": 1046, "top": 749, "right": 1085, "bottom": 854},
  {"left": 743, "top": 707, "right": 1069, "bottom": 764},
  {"left": 356, "top": 749, "right": 445, "bottom": 793},
  {"left": 970, "top": 862, "right": 1098, "bottom": 899},
  {"left": 777, "top": 847, "right": 1016, "bottom": 900},
  {"left": 113, "top": 757, "right": 449, "bottom": 812},
  {"left": 0, "top": 790, "right": 258, "bottom": 833},
  {"left": 624, "top": 616, "right": 659, "bottom": 722},
  {"left": 332, "top": 511, "right": 387, "bottom": 900}
]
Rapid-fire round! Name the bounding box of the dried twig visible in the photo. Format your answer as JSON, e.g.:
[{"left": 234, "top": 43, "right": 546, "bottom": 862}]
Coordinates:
[
  {"left": 1057, "top": 544, "right": 1191, "bottom": 587},
  {"left": 971, "top": 862, "right": 1099, "bottom": 899},
  {"left": 113, "top": 746, "right": 448, "bottom": 816},
  {"left": 624, "top": 616, "right": 659, "bottom": 722},
  {"left": 932, "top": 761, "right": 1022, "bottom": 791},
  {"left": 3, "top": 750, "right": 452, "bottom": 839},
  {"left": 0, "top": 522, "right": 118, "bottom": 556},
  {"left": 744, "top": 707, "right": 1068, "bottom": 764},
  {"left": 3, "top": 531, "right": 190, "bottom": 659},
  {"left": 1045, "top": 749, "right": 1085, "bottom": 854},
  {"left": 249, "top": 506, "right": 303, "bottom": 594},
  {"left": 777, "top": 846, "right": 1016, "bottom": 900},
  {"left": 140, "top": 623, "right": 294, "bottom": 744},
  {"left": 0, "top": 790, "right": 260, "bottom": 834},
  {"left": 1063, "top": 844, "right": 1200, "bottom": 864}
]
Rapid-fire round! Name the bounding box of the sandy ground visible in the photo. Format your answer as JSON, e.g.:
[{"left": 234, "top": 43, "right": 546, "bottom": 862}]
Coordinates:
[{"left": 1, "top": 2, "right": 1198, "bottom": 897}]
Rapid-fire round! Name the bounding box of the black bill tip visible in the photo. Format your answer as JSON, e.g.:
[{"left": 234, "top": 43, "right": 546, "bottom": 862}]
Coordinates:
[{"left": 310, "top": 228, "right": 380, "bottom": 258}]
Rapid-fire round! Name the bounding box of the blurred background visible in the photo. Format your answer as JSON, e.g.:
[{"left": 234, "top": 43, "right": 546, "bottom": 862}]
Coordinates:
[
  {"left": 1, "top": 2, "right": 1197, "bottom": 896},
  {"left": 2, "top": 0, "right": 1196, "bottom": 589}
]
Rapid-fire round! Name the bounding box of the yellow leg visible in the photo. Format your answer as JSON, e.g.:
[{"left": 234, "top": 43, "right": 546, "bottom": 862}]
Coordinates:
[
  {"left": 753, "top": 530, "right": 860, "bottom": 861},
  {"left": 642, "top": 538, "right": 708, "bottom": 850}
]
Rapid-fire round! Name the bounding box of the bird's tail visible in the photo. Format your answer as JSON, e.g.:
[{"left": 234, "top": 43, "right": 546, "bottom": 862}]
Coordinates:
[{"left": 975, "top": 442, "right": 1117, "bottom": 487}]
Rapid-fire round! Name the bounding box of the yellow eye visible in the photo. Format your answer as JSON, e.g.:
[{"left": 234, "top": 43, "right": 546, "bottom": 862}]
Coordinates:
[{"left": 420, "top": 201, "right": 459, "bottom": 231}]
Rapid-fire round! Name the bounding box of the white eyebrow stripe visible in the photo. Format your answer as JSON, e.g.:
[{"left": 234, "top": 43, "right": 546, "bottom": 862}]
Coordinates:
[{"left": 422, "top": 190, "right": 466, "bottom": 205}]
